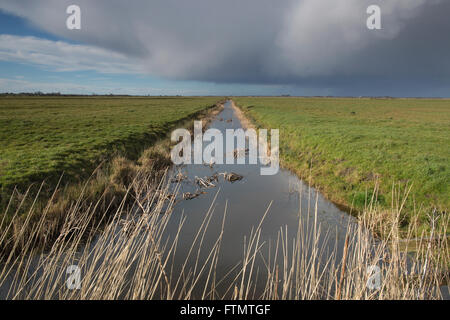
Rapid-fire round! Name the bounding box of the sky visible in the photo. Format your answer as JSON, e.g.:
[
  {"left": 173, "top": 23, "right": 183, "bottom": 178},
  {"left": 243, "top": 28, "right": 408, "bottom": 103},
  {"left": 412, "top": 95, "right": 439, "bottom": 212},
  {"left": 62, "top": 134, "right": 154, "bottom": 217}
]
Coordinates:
[{"left": 0, "top": 0, "right": 449, "bottom": 97}]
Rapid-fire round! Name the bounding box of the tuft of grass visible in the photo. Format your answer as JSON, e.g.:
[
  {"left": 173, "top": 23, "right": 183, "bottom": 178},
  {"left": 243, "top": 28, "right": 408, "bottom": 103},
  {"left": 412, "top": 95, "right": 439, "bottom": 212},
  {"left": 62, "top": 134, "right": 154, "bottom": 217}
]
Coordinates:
[
  {"left": 139, "top": 144, "right": 173, "bottom": 173},
  {"left": 110, "top": 157, "right": 138, "bottom": 190}
]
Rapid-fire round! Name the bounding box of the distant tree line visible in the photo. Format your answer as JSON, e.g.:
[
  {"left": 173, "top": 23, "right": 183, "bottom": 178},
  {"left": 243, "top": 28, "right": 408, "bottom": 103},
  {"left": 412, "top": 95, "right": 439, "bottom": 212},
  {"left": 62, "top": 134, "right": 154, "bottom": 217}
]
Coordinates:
[
  {"left": 0, "top": 92, "right": 189, "bottom": 97},
  {"left": 0, "top": 91, "right": 62, "bottom": 96}
]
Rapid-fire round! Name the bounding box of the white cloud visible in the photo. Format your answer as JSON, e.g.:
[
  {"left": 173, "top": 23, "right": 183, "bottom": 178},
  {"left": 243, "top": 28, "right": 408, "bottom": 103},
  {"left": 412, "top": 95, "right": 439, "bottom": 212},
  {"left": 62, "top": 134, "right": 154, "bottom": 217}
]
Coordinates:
[
  {"left": 0, "top": 35, "right": 142, "bottom": 74},
  {"left": 0, "top": 77, "right": 186, "bottom": 95},
  {"left": 0, "top": 77, "right": 97, "bottom": 93}
]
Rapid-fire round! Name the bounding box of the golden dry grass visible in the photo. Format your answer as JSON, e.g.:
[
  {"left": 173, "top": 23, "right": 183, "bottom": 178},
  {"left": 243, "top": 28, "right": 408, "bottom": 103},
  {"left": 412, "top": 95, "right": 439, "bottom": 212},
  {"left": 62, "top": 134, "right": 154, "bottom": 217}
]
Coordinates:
[{"left": 0, "top": 169, "right": 447, "bottom": 300}]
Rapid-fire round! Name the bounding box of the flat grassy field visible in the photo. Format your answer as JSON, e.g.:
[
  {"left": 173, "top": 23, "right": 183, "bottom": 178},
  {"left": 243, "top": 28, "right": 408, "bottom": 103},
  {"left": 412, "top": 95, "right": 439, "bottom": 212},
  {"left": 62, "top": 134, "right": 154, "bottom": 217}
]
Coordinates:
[
  {"left": 0, "top": 96, "right": 221, "bottom": 190},
  {"left": 234, "top": 97, "right": 449, "bottom": 224}
]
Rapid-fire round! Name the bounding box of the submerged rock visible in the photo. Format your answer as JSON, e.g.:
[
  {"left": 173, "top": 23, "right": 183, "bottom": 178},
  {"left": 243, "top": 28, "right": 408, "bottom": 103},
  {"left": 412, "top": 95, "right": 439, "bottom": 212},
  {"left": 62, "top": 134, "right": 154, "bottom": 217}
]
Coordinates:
[
  {"left": 195, "top": 176, "right": 216, "bottom": 188},
  {"left": 171, "top": 172, "right": 187, "bottom": 183},
  {"left": 220, "top": 172, "right": 243, "bottom": 183},
  {"left": 182, "top": 190, "right": 207, "bottom": 200}
]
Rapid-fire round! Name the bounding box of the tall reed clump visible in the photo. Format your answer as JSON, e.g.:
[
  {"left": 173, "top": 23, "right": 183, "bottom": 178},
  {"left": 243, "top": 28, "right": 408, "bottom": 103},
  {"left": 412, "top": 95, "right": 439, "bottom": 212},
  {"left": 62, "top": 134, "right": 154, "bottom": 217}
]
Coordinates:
[
  {"left": 0, "top": 169, "right": 448, "bottom": 300},
  {"left": 0, "top": 142, "right": 172, "bottom": 261}
]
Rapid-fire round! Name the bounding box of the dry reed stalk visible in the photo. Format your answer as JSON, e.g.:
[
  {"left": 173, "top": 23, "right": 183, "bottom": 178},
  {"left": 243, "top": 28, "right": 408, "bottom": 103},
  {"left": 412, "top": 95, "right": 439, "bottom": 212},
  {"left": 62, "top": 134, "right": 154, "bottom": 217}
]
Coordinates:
[
  {"left": 336, "top": 234, "right": 350, "bottom": 300},
  {"left": 0, "top": 169, "right": 448, "bottom": 300}
]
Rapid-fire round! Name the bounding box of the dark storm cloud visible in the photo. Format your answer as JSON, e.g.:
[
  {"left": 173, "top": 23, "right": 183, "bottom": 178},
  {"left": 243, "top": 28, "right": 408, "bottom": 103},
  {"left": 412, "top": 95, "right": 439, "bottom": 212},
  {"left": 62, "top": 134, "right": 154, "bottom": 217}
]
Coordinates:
[{"left": 1, "top": 0, "right": 449, "bottom": 95}]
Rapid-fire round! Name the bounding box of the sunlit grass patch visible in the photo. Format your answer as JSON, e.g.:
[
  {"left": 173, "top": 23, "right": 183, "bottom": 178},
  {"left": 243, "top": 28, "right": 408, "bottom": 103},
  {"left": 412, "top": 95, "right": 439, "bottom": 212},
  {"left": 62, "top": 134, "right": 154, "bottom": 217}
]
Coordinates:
[{"left": 233, "top": 97, "right": 450, "bottom": 234}]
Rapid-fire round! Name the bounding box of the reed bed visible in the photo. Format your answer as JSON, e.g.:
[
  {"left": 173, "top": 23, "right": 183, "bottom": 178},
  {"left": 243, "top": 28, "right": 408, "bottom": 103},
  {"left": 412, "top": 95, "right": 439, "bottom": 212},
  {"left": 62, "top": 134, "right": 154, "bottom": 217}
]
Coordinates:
[{"left": 0, "top": 169, "right": 448, "bottom": 300}]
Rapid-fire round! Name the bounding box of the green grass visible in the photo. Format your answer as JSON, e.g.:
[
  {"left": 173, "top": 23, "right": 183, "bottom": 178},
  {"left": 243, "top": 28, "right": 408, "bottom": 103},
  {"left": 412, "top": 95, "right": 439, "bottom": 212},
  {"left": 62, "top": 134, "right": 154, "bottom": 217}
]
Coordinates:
[
  {"left": 0, "top": 96, "right": 221, "bottom": 190},
  {"left": 233, "top": 97, "right": 449, "bottom": 228}
]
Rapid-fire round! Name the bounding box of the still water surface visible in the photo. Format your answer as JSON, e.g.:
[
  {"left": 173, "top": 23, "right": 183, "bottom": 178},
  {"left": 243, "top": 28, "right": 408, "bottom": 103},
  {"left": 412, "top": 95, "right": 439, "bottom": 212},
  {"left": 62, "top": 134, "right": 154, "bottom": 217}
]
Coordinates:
[{"left": 160, "top": 100, "right": 354, "bottom": 297}]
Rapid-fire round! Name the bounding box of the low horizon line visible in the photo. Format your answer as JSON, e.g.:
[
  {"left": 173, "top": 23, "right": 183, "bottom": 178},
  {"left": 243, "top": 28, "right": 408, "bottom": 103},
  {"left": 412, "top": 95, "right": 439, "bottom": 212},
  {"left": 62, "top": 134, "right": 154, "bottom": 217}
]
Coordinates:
[{"left": 1, "top": 92, "right": 450, "bottom": 99}]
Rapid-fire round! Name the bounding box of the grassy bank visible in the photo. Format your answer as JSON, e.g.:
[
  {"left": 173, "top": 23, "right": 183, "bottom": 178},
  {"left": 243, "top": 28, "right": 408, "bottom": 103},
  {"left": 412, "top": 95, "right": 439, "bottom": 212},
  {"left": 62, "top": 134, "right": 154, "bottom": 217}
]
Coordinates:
[
  {"left": 0, "top": 96, "right": 223, "bottom": 255},
  {"left": 233, "top": 97, "right": 449, "bottom": 234},
  {"left": 0, "top": 96, "right": 222, "bottom": 191}
]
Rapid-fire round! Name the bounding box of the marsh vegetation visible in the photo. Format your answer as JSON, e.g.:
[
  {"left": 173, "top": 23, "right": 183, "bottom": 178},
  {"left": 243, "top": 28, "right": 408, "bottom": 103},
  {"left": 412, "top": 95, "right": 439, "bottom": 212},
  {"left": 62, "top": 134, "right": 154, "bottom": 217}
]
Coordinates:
[{"left": 0, "top": 97, "right": 447, "bottom": 300}]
